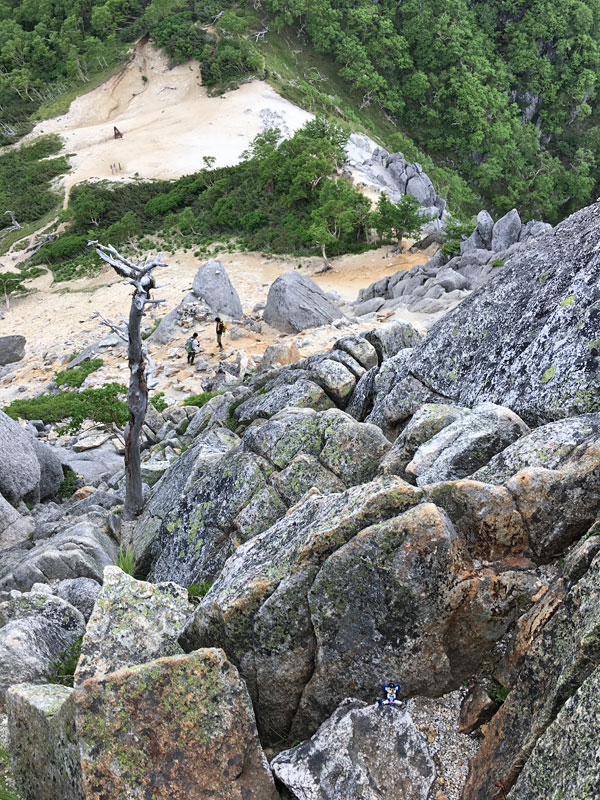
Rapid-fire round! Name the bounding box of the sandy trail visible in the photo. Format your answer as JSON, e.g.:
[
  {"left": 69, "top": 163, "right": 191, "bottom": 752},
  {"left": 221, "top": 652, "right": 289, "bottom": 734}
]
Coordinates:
[{"left": 29, "top": 41, "right": 314, "bottom": 203}]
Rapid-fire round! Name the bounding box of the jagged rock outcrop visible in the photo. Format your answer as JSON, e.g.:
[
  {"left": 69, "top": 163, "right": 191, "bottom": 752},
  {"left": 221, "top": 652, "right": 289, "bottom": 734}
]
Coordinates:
[
  {"left": 262, "top": 271, "right": 344, "bottom": 333},
  {"left": 355, "top": 207, "right": 553, "bottom": 317},
  {"left": 272, "top": 698, "right": 436, "bottom": 800},
  {"left": 344, "top": 133, "right": 446, "bottom": 231},
  {"left": 75, "top": 649, "right": 279, "bottom": 800},
  {"left": 144, "top": 408, "right": 391, "bottom": 587},
  {"left": 367, "top": 203, "right": 600, "bottom": 424},
  {"left": 191, "top": 259, "right": 243, "bottom": 319},
  {"left": 463, "top": 549, "right": 600, "bottom": 800},
  {"left": 74, "top": 566, "right": 191, "bottom": 685},
  {"left": 0, "top": 334, "right": 26, "bottom": 366},
  {"left": 0, "top": 592, "right": 85, "bottom": 708},
  {"left": 182, "top": 475, "right": 540, "bottom": 745}
]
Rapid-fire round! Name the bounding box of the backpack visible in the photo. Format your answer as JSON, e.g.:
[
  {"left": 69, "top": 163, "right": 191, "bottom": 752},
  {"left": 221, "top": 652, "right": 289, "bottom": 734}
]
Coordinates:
[{"left": 185, "top": 338, "right": 193, "bottom": 353}]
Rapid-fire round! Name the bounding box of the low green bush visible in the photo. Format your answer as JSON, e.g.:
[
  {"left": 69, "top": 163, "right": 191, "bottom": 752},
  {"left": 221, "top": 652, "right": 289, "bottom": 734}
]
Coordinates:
[
  {"left": 3, "top": 383, "right": 128, "bottom": 433},
  {"left": 57, "top": 470, "right": 79, "bottom": 500},
  {"left": 150, "top": 392, "right": 168, "bottom": 412},
  {"left": 183, "top": 390, "right": 224, "bottom": 408},
  {"left": 54, "top": 358, "right": 103, "bottom": 388},
  {"left": 187, "top": 580, "right": 212, "bottom": 603},
  {"left": 0, "top": 746, "right": 18, "bottom": 800},
  {"left": 49, "top": 635, "right": 83, "bottom": 688}
]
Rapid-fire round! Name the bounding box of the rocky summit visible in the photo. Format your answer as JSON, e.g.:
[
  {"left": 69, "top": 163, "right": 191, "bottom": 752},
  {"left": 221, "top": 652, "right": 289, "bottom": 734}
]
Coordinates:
[{"left": 2, "top": 65, "right": 600, "bottom": 799}]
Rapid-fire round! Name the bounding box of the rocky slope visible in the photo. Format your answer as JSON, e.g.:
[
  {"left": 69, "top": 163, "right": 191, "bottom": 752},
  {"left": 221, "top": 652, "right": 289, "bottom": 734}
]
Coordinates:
[{"left": 1, "top": 201, "right": 600, "bottom": 799}]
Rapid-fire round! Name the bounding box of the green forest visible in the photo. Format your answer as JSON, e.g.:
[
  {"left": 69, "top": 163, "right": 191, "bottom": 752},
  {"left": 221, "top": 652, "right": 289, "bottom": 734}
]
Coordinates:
[{"left": 2, "top": 0, "right": 600, "bottom": 250}]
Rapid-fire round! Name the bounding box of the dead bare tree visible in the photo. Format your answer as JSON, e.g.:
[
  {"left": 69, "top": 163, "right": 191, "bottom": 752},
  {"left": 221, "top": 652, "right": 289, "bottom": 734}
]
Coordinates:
[
  {"left": 91, "top": 242, "right": 167, "bottom": 519},
  {"left": 0, "top": 211, "right": 21, "bottom": 241},
  {"left": 255, "top": 25, "right": 269, "bottom": 41}
]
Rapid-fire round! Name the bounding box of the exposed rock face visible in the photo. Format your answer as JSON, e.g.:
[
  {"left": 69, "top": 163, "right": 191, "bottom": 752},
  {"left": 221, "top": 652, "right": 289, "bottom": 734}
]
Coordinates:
[
  {"left": 183, "top": 476, "right": 540, "bottom": 744},
  {"left": 272, "top": 698, "right": 436, "bottom": 800},
  {"left": 7, "top": 683, "right": 83, "bottom": 800},
  {"left": 0, "top": 593, "right": 85, "bottom": 708},
  {"left": 262, "top": 272, "right": 343, "bottom": 333},
  {"left": 344, "top": 133, "right": 446, "bottom": 231},
  {"left": 74, "top": 566, "right": 191, "bottom": 685},
  {"left": 191, "top": 259, "right": 243, "bottom": 319},
  {"left": 146, "top": 408, "right": 391, "bottom": 587},
  {"left": 506, "top": 663, "right": 600, "bottom": 799},
  {"left": 0, "top": 493, "right": 33, "bottom": 551},
  {"left": 0, "top": 410, "right": 64, "bottom": 506},
  {"left": 0, "top": 518, "right": 118, "bottom": 592},
  {"left": 75, "top": 649, "right": 279, "bottom": 800},
  {"left": 133, "top": 427, "right": 241, "bottom": 575},
  {"left": 0, "top": 334, "right": 25, "bottom": 366},
  {"left": 473, "top": 412, "right": 600, "bottom": 484},
  {"left": 383, "top": 203, "right": 600, "bottom": 423},
  {"left": 463, "top": 551, "right": 600, "bottom": 800},
  {"left": 55, "top": 577, "right": 101, "bottom": 622},
  {"left": 403, "top": 403, "right": 530, "bottom": 485}
]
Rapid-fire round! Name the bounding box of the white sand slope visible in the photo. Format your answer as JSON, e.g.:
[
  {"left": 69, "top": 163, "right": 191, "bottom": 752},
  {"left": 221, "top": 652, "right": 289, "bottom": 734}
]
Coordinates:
[{"left": 31, "top": 40, "right": 314, "bottom": 201}]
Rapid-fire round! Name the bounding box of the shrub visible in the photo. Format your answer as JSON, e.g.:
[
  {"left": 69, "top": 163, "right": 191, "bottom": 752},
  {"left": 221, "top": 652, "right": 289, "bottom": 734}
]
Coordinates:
[
  {"left": 488, "top": 681, "right": 511, "bottom": 705},
  {"left": 183, "top": 390, "right": 223, "bottom": 408},
  {"left": 57, "top": 470, "right": 79, "bottom": 500},
  {"left": 187, "top": 580, "right": 212, "bottom": 603},
  {"left": 54, "top": 358, "right": 103, "bottom": 388},
  {"left": 150, "top": 392, "right": 168, "bottom": 412},
  {"left": 49, "top": 635, "right": 83, "bottom": 688},
  {"left": 0, "top": 747, "right": 18, "bottom": 800},
  {"left": 3, "top": 383, "right": 128, "bottom": 433}
]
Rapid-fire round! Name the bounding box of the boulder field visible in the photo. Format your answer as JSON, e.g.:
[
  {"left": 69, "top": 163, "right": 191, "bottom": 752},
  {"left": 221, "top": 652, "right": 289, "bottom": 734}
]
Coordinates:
[{"left": 2, "top": 200, "right": 600, "bottom": 798}]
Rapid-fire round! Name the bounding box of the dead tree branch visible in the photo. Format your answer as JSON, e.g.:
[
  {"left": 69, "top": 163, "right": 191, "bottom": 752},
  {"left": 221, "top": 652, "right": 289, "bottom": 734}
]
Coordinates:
[
  {"left": 0, "top": 211, "right": 21, "bottom": 241},
  {"left": 91, "top": 241, "right": 167, "bottom": 519}
]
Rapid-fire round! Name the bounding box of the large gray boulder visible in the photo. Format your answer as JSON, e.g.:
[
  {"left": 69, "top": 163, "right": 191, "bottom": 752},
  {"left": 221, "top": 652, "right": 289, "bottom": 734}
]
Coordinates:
[
  {"left": 404, "top": 403, "right": 530, "bottom": 485},
  {"left": 0, "top": 493, "right": 33, "bottom": 551},
  {"left": 133, "top": 427, "right": 240, "bottom": 575},
  {"left": 380, "top": 202, "right": 600, "bottom": 424},
  {"left": 262, "top": 272, "right": 343, "bottom": 333},
  {"left": 75, "top": 649, "right": 279, "bottom": 800},
  {"left": 0, "top": 411, "right": 65, "bottom": 506},
  {"left": 491, "top": 208, "right": 522, "bottom": 251},
  {"left": 272, "top": 698, "right": 436, "bottom": 800},
  {"left": 74, "top": 566, "right": 191, "bottom": 685},
  {"left": 0, "top": 518, "right": 118, "bottom": 592},
  {"left": 0, "top": 335, "right": 25, "bottom": 366},
  {"left": 7, "top": 683, "right": 83, "bottom": 800},
  {"left": 191, "top": 260, "right": 243, "bottom": 319},
  {"left": 0, "top": 592, "right": 85, "bottom": 708}
]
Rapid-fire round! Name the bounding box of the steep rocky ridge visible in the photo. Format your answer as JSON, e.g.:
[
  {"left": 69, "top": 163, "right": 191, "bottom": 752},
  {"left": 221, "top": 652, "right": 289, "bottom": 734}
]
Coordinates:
[{"left": 365, "top": 202, "right": 600, "bottom": 426}]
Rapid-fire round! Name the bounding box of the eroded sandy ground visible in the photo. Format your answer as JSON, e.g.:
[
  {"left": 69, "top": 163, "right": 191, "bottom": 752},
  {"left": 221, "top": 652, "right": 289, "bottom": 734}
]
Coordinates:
[{"left": 30, "top": 41, "right": 314, "bottom": 202}]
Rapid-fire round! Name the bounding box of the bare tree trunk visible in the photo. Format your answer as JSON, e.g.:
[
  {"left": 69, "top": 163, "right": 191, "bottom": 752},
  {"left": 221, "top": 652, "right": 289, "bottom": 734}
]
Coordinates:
[
  {"left": 124, "top": 290, "right": 147, "bottom": 518},
  {"left": 92, "top": 243, "right": 167, "bottom": 519},
  {"left": 316, "top": 242, "right": 333, "bottom": 273}
]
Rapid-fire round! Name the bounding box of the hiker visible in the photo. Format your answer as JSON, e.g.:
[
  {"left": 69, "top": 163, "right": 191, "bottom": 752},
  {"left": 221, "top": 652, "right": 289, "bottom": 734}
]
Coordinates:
[
  {"left": 215, "top": 317, "right": 226, "bottom": 351},
  {"left": 185, "top": 332, "right": 200, "bottom": 364}
]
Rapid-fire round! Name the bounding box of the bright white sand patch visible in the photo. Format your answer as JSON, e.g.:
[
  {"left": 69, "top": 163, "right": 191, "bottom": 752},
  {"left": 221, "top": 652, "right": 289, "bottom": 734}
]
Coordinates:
[{"left": 30, "top": 40, "right": 314, "bottom": 201}]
